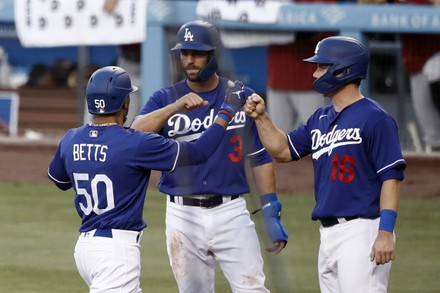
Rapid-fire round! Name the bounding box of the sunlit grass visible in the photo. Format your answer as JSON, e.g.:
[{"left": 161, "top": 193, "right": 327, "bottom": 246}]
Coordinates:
[{"left": 0, "top": 182, "right": 438, "bottom": 292}]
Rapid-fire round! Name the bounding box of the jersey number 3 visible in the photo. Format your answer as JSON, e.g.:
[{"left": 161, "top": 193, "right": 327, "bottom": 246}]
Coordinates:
[
  {"left": 330, "top": 154, "right": 356, "bottom": 183},
  {"left": 228, "top": 135, "right": 242, "bottom": 163}
]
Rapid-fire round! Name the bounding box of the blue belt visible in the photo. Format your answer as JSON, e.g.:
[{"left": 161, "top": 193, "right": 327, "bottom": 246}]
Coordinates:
[
  {"left": 93, "top": 228, "right": 113, "bottom": 238},
  {"left": 81, "top": 229, "right": 142, "bottom": 244}
]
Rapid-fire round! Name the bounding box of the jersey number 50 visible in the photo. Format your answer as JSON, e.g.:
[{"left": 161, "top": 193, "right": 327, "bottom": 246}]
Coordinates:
[{"left": 73, "top": 173, "right": 115, "bottom": 215}]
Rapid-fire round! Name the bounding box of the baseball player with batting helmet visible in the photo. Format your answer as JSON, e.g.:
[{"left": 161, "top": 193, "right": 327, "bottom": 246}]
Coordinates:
[
  {"left": 47, "top": 65, "right": 247, "bottom": 292},
  {"left": 131, "top": 20, "right": 288, "bottom": 292},
  {"left": 245, "top": 36, "right": 406, "bottom": 292}
]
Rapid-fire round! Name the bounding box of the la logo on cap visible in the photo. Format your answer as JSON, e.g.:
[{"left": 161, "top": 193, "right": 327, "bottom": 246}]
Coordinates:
[{"left": 184, "top": 28, "right": 194, "bottom": 42}]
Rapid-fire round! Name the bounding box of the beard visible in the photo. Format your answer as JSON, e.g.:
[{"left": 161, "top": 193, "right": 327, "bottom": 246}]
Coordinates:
[{"left": 184, "top": 66, "right": 200, "bottom": 82}]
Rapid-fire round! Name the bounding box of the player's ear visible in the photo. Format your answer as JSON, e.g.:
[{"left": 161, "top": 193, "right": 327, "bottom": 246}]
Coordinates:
[{"left": 123, "top": 96, "right": 130, "bottom": 111}]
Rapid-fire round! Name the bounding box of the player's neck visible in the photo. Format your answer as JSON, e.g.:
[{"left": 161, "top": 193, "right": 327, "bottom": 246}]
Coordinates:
[
  {"left": 186, "top": 74, "right": 219, "bottom": 93},
  {"left": 332, "top": 85, "right": 363, "bottom": 112},
  {"left": 90, "top": 115, "right": 121, "bottom": 126},
  {"left": 89, "top": 105, "right": 128, "bottom": 126}
]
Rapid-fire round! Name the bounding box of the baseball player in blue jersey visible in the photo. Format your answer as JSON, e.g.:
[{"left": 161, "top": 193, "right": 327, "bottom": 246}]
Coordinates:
[
  {"left": 47, "top": 65, "right": 247, "bottom": 292},
  {"left": 245, "top": 36, "right": 406, "bottom": 293},
  {"left": 131, "top": 20, "right": 288, "bottom": 293}
]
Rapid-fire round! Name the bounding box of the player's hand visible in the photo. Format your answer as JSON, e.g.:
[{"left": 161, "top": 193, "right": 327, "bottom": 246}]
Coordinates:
[
  {"left": 260, "top": 193, "right": 288, "bottom": 253},
  {"left": 218, "top": 80, "right": 246, "bottom": 120},
  {"left": 244, "top": 94, "right": 266, "bottom": 119},
  {"left": 266, "top": 240, "right": 287, "bottom": 254},
  {"left": 175, "top": 93, "right": 209, "bottom": 112},
  {"left": 370, "top": 230, "right": 395, "bottom": 265}
]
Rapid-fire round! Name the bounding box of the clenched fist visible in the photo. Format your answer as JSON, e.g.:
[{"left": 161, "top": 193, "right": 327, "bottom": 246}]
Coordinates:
[{"left": 244, "top": 93, "right": 266, "bottom": 119}]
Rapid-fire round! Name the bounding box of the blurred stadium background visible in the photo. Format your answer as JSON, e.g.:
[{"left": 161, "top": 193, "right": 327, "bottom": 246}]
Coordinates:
[
  {"left": 0, "top": 0, "right": 438, "bottom": 154},
  {"left": 0, "top": 1, "right": 439, "bottom": 292}
]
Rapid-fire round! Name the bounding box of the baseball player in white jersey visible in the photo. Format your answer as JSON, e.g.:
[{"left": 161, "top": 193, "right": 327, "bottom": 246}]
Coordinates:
[{"left": 245, "top": 36, "right": 406, "bottom": 292}]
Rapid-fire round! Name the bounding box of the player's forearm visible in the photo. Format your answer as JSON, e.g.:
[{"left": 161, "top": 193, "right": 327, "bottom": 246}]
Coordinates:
[
  {"left": 380, "top": 179, "right": 401, "bottom": 212},
  {"left": 131, "top": 103, "right": 180, "bottom": 133},
  {"left": 178, "top": 118, "right": 229, "bottom": 166},
  {"left": 378, "top": 179, "right": 401, "bottom": 233},
  {"left": 251, "top": 163, "right": 277, "bottom": 195},
  {"left": 254, "top": 113, "right": 292, "bottom": 162}
]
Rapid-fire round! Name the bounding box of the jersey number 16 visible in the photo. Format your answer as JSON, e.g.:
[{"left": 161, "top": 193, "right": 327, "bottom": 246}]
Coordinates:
[{"left": 330, "top": 154, "right": 356, "bottom": 183}]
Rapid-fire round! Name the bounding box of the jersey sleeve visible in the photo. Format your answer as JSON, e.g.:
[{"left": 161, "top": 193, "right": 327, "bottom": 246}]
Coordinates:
[
  {"left": 136, "top": 123, "right": 227, "bottom": 172},
  {"left": 47, "top": 136, "right": 73, "bottom": 190},
  {"left": 178, "top": 123, "right": 227, "bottom": 166},
  {"left": 243, "top": 112, "right": 273, "bottom": 167},
  {"left": 367, "top": 114, "right": 406, "bottom": 181},
  {"left": 287, "top": 124, "right": 313, "bottom": 160},
  {"left": 135, "top": 132, "right": 181, "bottom": 172}
]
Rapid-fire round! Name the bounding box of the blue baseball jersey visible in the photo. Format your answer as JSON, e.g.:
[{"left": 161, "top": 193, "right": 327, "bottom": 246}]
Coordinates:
[
  {"left": 286, "top": 98, "right": 406, "bottom": 220},
  {"left": 47, "top": 124, "right": 225, "bottom": 232},
  {"left": 139, "top": 77, "right": 273, "bottom": 196}
]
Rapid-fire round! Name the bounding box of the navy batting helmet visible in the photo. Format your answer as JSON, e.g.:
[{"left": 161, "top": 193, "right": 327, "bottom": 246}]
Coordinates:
[
  {"left": 86, "top": 66, "right": 138, "bottom": 115},
  {"left": 171, "top": 20, "right": 220, "bottom": 81},
  {"left": 303, "top": 36, "right": 369, "bottom": 94}
]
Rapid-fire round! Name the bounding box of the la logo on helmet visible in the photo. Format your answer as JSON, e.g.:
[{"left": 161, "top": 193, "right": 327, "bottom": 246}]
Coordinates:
[{"left": 184, "top": 28, "right": 194, "bottom": 42}]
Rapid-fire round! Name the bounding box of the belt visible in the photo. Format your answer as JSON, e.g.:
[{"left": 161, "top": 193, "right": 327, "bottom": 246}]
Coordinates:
[
  {"left": 319, "top": 216, "right": 358, "bottom": 228},
  {"left": 80, "top": 228, "right": 142, "bottom": 244},
  {"left": 169, "top": 195, "right": 240, "bottom": 208}
]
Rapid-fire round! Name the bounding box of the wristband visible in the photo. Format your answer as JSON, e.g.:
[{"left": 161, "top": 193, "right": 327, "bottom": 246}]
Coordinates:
[
  {"left": 379, "top": 209, "right": 397, "bottom": 232},
  {"left": 260, "top": 193, "right": 278, "bottom": 206},
  {"left": 218, "top": 110, "right": 233, "bottom": 123}
]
